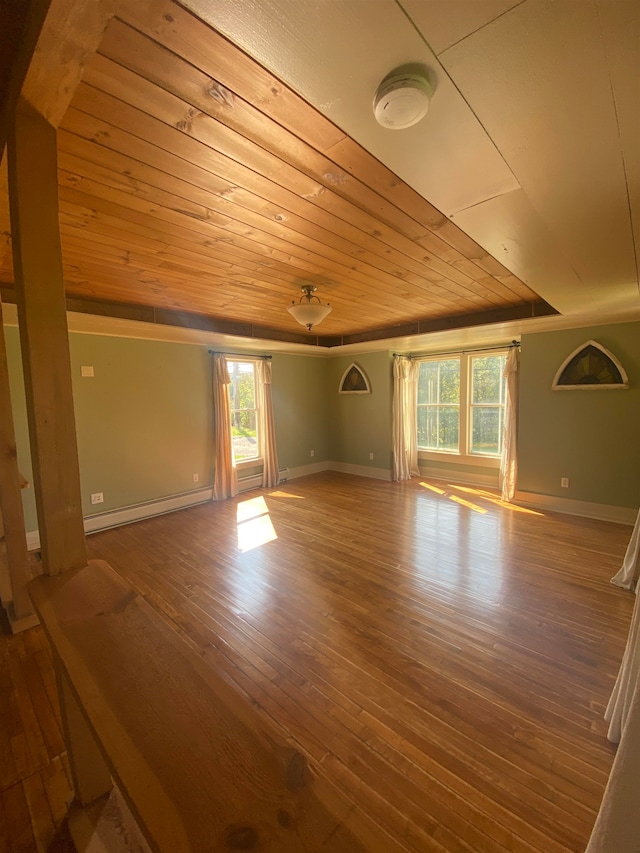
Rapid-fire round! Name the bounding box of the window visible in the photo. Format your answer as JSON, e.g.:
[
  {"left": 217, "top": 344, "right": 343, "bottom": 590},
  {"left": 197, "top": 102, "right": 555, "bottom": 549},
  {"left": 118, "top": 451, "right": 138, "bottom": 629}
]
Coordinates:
[
  {"left": 469, "top": 355, "right": 507, "bottom": 456},
  {"left": 227, "top": 360, "right": 259, "bottom": 462},
  {"left": 417, "top": 351, "right": 507, "bottom": 461},
  {"left": 417, "top": 359, "right": 460, "bottom": 451}
]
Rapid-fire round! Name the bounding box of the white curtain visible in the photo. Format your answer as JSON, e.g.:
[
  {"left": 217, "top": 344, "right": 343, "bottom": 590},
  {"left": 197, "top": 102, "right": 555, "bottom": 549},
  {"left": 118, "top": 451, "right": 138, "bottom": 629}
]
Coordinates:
[
  {"left": 500, "top": 347, "right": 519, "bottom": 502},
  {"left": 584, "top": 513, "right": 640, "bottom": 851},
  {"left": 392, "top": 355, "right": 419, "bottom": 482},
  {"left": 212, "top": 354, "right": 238, "bottom": 501},
  {"left": 605, "top": 578, "right": 640, "bottom": 742},
  {"left": 611, "top": 508, "right": 640, "bottom": 591},
  {"left": 256, "top": 359, "right": 279, "bottom": 488},
  {"left": 604, "top": 511, "right": 640, "bottom": 741}
]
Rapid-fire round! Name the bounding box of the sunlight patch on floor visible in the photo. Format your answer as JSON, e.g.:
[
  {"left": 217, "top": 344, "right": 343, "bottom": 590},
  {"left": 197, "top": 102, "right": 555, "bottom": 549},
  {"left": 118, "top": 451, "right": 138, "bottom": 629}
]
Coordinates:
[
  {"left": 267, "top": 490, "right": 305, "bottom": 499},
  {"left": 237, "top": 495, "right": 269, "bottom": 522},
  {"left": 237, "top": 496, "right": 278, "bottom": 551},
  {"left": 448, "top": 494, "right": 488, "bottom": 514},
  {"left": 419, "top": 482, "right": 446, "bottom": 495},
  {"left": 450, "top": 484, "right": 544, "bottom": 516}
]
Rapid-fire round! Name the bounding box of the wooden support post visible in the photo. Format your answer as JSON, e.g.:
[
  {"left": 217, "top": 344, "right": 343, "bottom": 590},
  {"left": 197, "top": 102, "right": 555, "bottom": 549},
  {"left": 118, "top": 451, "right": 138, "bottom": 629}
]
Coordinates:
[
  {"left": 0, "top": 296, "right": 33, "bottom": 620},
  {"left": 7, "top": 98, "right": 87, "bottom": 575},
  {"left": 55, "top": 659, "right": 112, "bottom": 805}
]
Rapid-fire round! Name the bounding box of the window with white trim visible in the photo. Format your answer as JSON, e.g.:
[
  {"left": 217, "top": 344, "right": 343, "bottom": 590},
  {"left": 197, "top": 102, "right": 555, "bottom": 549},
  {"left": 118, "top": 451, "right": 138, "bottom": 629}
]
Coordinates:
[
  {"left": 417, "top": 351, "right": 507, "bottom": 461},
  {"left": 227, "top": 360, "right": 260, "bottom": 462}
]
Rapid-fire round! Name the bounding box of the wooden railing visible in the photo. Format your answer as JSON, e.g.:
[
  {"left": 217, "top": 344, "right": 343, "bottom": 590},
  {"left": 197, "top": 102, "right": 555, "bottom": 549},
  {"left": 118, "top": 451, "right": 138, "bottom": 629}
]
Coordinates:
[{"left": 29, "top": 560, "right": 386, "bottom": 852}]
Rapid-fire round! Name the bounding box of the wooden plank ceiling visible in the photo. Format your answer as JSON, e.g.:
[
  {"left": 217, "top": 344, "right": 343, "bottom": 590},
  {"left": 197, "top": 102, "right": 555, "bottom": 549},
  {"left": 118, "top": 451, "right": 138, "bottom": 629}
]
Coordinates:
[{"left": 0, "top": 0, "right": 554, "bottom": 346}]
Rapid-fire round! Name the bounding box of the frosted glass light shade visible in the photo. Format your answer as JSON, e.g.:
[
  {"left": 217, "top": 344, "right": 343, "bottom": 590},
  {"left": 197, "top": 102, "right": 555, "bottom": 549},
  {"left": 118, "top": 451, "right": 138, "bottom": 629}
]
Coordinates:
[{"left": 287, "top": 301, "right": 332, "bottom": 330}]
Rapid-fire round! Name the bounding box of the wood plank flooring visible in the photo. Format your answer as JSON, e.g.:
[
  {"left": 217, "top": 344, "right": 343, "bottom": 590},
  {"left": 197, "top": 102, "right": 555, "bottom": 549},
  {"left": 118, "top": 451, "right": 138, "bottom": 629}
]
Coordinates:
[{"left": 1, "top": 472, "right": 634, "bottom": 851}]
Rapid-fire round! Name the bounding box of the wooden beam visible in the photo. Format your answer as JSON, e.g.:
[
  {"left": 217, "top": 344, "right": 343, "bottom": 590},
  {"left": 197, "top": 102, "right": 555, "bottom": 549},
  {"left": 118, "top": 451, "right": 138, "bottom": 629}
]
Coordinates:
[
  {"left": 0, "top": 296, "right": 33, "bottom": 619},
  {"left": 0, "top": 0, "right": 51, "bottom": 156},
  {"left": 19, "top": 0, "right": 115, "bottom": 128},
  {"left": 7, "top": 98, "right": 86, "bottom": 575}
]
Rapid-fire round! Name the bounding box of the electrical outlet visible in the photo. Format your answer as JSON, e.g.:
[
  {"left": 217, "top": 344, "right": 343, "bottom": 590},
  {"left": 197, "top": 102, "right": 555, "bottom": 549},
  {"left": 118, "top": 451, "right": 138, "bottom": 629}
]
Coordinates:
[
  {"left": 369, "top": 452, "right": 374, "bottom": 460},
  {"left": 193, "top": 473, "right": 199, "bottom": 483},
  {"left": 310, "top": 449, "right": 315, "bottom": 457},
  {"left": 91, "top": 492, "right": 104, "bottom": 504},
  {"left": 81, "top": 365, "right": 94, "bottom": 378},
  {"left": 561, "top": 477, "right": 569, "bottom": 488}
]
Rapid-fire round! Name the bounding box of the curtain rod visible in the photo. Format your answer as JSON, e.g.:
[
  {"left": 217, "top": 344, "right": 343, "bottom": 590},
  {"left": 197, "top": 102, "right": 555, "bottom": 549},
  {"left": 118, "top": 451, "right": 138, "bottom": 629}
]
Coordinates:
[
  {"left": 208, "top": 350, "right": 272, "bottom": 360},
  {"left": 393, "top": 340, "right": 520, "bottom": 359}
]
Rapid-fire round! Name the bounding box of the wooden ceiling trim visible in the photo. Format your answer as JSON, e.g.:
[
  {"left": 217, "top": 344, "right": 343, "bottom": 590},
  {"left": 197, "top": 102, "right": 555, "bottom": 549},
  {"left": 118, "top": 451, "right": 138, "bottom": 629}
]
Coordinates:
[
  {"left": 112, "top": 1, "right": 525, "bottom": 282},
  {"left": 60, "top": 95, "right": 519, "bottom": 313},
  {"left": 58, "top": 244, "right": 471, "bottom": 333},
  {"left": 60, "top": 97, "right": 524, "bottom": 316},
  {"left": 76, "top": 68, "right": 509, "bottom": 306},
  {"left": 56, "top": 185, "right": 487, "bottom": 322},
  {"left": 116, "top": 0, "right": 450, "bottom": 233},
  {"left": 339, "top": 301, "right": 558, "bottom": 346},
  {"left": 57, "top": 129, "right": 500, "bottom": 297},
  {"left": 68, "top": 79, "right": 444, "bottom": 265},
  {"left": 90, "top": 32, "right": 436, "bottom": 246},
  {"left": 57, "top": 123, "right": 504, "bottom": 312},
  {"left": 113, "top": 0, "right": 348, "bottom": 154},
  {"left": 0, "top": 0, "right": 549, "bottom": 342},
  {"left": 76, "top": 44, "right": 528, "bottom": 298},
  {"left": 59, "top": 233, "right": 453, "bottom": 332},
  {"left": 57, "top": 164, "right": 467, "bottom": 311},
  {"left": 60, "top": 103, "right": 439, "bottom": 282},
  {"left": 0, "top": 285, "right": 557, "bottom": 350}
]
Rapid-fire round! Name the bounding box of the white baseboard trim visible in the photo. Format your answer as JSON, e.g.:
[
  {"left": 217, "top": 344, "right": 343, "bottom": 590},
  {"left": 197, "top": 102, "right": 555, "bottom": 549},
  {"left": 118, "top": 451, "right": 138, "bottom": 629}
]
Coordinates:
[
  {"left": 26, "top": 487, "right": 214, "bottom": 551},
  {"left": 418, "top": 466, "right": 499, "bottom": 489},
  {"left": 328, "top": 461, "right": 392, "bottom": 481},
  {"left": 281, "top": 461, "right": 329, "bottom": 481},
  {"left": 238, "top": 474, "right": 263, "bottom": 493},
  {"left": 515, "top": 491, "right": 637, "bottom": 525}
]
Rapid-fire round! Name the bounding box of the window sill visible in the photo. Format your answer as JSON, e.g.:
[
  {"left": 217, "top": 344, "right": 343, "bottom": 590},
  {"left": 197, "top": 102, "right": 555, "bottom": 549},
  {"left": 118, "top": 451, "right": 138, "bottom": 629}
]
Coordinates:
[
  {"left": 418, "top": 450, "right": 500, "bottom": 469},
  {"left": 235, "top": 457, "right": 263, "bottom": 472}
]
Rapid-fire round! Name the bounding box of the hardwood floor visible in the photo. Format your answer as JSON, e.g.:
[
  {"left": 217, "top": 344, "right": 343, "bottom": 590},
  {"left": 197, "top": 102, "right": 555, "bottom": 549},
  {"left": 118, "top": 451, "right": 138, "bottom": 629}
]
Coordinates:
[
  {"left": 1, "top": 472, "right": 634, "bottom": 851},
  {"left": 0, "top": 623, "right": 74, "bottom": 852}
]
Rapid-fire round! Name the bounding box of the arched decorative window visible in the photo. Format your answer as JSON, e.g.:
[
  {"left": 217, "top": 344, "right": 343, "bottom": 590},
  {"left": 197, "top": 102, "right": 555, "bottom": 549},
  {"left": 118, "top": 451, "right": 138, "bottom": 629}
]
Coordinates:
[
  {"left": 552, "top": 340, "right": 629, "bottom": 390},
  {"left": 339, "top": 363, "right": 371, "bottom": 394}
]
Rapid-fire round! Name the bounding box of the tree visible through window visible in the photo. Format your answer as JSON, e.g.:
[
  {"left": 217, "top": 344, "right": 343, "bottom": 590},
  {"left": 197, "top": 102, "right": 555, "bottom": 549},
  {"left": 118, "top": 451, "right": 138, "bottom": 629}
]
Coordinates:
[
  {"left": 470, "top": 355, "right": 507, "bottom": 456},
  {"left": 417, "top": 351, "right": 507, "bottom": 458},
  {"left": 227, "top": 360, "right": 259, "bottom": 461},
  {"left": 417, "top": 359, "right": 460, "bottom": 451}
]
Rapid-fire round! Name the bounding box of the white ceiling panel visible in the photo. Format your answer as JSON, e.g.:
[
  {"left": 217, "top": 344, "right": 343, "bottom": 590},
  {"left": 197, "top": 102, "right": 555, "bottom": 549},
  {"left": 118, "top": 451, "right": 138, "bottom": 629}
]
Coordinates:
[
  {"left": 439, "top": 0, "right": 637, "bottom": 301},
  {"left": 597, "top": 0, "right": 640, "bottom": 296},
  {"left": 401, "top": 0, "right": 521, "bottom": 56},
  {"left": 450, "top": 188, "right": 639, "bottom": 315},
  {"left": 185, "top": 0, "right": 519, "bottom": 216}
]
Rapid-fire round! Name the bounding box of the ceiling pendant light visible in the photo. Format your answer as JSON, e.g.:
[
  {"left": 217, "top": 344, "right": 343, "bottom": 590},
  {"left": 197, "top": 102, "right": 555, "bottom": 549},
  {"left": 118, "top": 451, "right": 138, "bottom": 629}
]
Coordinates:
[{"left": 287, "top": 285, "right": 332, "bottom": 331}]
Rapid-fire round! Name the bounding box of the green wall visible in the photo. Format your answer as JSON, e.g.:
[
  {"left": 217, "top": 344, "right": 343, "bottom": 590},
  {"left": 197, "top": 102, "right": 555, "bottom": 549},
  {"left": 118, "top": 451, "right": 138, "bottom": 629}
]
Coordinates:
[
  {"left": 6, "top": 328, "right": 214, "bottom": 528},
  {"left": 271, "top": 353, "right": 329, "bottom": 468},
  {"left": 5, "top": 329, "right": 333, "bottom": 532},
  {"left": 6, "top": 319, "right": 639, "bottom": 539},
  {"left": 70, "top": 335, "right": 213, "bottom": 515},
  {"left": 326, "top": 351, "right": 393, "bottom": 471},
  {"left": 518, "top": 322, "right": 640, "bottom": 508}
]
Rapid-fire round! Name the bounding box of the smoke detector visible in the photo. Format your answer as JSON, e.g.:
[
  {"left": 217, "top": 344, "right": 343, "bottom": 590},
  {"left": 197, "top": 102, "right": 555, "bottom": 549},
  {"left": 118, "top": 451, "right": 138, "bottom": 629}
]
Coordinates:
[{"left": 373, "top": 69, "right": 433, "bottom": 130}]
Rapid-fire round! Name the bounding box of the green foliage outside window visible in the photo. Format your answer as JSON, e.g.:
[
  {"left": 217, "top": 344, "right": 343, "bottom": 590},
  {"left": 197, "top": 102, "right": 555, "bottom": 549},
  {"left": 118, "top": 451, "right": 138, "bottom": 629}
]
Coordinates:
[
  {"left": 470, "top": 355, "right": 506, "bottom": 456},
  {"left": 417, "top": 353, "right": 507, "bottom": 457},
  {"left": 228, "top": 361, "right": 258, "bottom": 460},
  {"left": 417, "top": 359, "right": 460, "bottom": 451}
]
